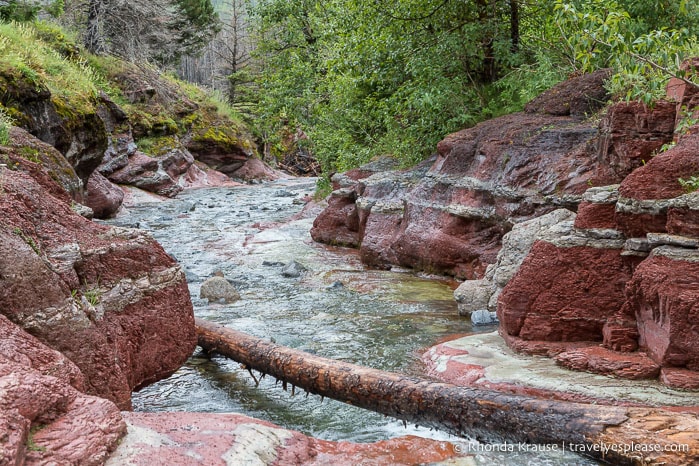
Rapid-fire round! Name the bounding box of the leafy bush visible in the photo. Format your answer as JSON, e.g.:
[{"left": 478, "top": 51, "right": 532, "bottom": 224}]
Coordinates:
[{"left": 0, "top": 106, "right": 13, "bottom": 145}]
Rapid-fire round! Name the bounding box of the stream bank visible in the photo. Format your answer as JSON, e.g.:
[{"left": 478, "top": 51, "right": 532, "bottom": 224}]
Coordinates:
[{"left": 104, "top": 179, "right": 605, "bottom": 465}]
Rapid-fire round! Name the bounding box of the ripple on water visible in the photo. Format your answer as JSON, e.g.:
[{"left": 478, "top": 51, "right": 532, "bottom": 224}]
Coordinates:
[{"left": 112, "top": 181, "right": 599, "bottom": 465}]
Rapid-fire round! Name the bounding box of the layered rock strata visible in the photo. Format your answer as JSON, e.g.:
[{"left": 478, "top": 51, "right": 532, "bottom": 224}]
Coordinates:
[
  {"left": 311, "top": 71, "right": 676, "bottom": 279},
  {"left": 498, "top": 132, "right": 699, "bottom": 389},
  {"left": 0, "top": 151, "right": 196, "bottom": 409}
]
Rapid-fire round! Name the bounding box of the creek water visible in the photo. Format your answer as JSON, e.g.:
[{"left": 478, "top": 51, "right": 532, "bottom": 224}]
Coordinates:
[{"left": 105, "top": 178, "right": 598, "bottom": 465}]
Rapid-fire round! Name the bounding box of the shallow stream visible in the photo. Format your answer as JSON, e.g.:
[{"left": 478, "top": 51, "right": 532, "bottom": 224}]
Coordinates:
[{"left": 106, "top": 178, "right": 598, "bottom": 465}]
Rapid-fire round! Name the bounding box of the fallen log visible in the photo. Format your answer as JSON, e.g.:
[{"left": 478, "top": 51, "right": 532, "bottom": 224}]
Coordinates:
[{"left": 196, "top": 318, "right": 699, "bottom": 465}]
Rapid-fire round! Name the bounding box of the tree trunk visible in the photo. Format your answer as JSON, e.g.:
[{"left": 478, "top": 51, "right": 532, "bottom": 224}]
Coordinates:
[{"left": 196, "top": 319, "right": 699, "bottom": 465}]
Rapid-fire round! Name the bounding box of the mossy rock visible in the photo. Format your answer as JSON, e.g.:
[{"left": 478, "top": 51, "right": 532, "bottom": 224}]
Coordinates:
[
  {"left": 136, "top": 135, "right": 181, "bottom": 157},
  {"left": 3, "top": 126, "right": 82, "bottom": 197}
]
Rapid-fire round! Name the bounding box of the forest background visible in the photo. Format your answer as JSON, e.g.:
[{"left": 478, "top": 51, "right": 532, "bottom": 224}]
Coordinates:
[{"left": 1, "top": 0, "right": 698, "bottom": 190}]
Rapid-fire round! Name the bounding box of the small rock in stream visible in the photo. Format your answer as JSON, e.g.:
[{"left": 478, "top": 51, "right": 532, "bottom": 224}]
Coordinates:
[
  {"left": 200, "top": 275, "right": 240, "bottom": 303},
  {"left": 326, "top": 281, "right": 344, "bottom": 290},
  {"left": 281, "top": 261, "right": 307, "bottom": 278},
  {"left": 470, "top": 309, "right": 499, "bottom": 326}
]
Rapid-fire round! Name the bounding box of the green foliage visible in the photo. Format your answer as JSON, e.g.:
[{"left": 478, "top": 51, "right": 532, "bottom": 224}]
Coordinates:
[
  {"left": 27, "top": 425, "right": 47, "bottom": 452},
  {"left": 0, "top": 21, "right": 103, "bottom": 116},
  {"left": 247, "top": 0, "right": 699, "bottom": 178},
  {"left": 84, "top": 287, "right": 100, "bottom": 306},
  {"left": 172, "top": 0, "right": 221, "bottom": 54},
  {"left": 0, "top": 106, "right": 13, "bottom": 145},
  {"left": 679, "top": 175, "right": 699, "bottom": 193},
  {"left": 0, "top": 0, "right": 64, "bottom": 21},
  {"left": 553, "top": 0, "right": 699, "bottom": 104},
  {"left": 0, "top": 1, "right": 40, "bottom": 22},
  {"left": 249, "top": 0, "right": 531, "bottom": 173}
]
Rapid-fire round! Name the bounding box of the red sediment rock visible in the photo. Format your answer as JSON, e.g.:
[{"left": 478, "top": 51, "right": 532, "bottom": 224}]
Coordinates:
[
  {"left": 667, "top": 206, "right": 699, "bottom": 237},
  {"left": 625, "top": 251, "right": 699, "bottom": 370},
  {"left": 615, "top": 210, "right": 669, "bottom": 238},
  {"left": 85, "top": 171, "right": 124, "bottom": 219},
  {"left": 498, "top": 332, "right": 596, "bottom": 357},
  {"left": 110, "top": 412, "right": 462, "bottom": 466},
  {"left": 229, "top": 157, "right": 282, "bottom": 181},
  {"left": 311, "top": 190, "right": 361, "bottom": 247},
  {"left": 0, "top": 316, "right": 125, "bottom": 465},
  {"left": 618, "top": 132, "right": 699, "bottom": 201},
  {"left": 0, "top": 156, "right": 196, "bottom": 409},
  {"left": 597, "top": 100, "right": 676, "bottom": 181},
  {"left": 574, "top": 201, "right": 617, "bottom": 229},
  {"left": 555, "top": 346, "right": 660, "bottom": 380},
  {"left": 497, "top": 241, "right": 633, "bottom": 342},
  {"left": 661, "top": 367, "right": 699, "bottom": 390}
]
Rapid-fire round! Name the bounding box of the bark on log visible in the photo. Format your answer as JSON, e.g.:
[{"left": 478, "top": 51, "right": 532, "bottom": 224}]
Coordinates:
[{"left": 196, "top": 318, "right": 699, "bottom": 465}]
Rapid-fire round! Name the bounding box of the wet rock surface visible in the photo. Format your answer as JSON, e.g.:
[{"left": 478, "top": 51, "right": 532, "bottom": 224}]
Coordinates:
[
  {"left": 108, "top": 412, "right": 465, "bottom": 466},
  {"left": 200, "top": 275, "right": 240, "bottom": 304}
]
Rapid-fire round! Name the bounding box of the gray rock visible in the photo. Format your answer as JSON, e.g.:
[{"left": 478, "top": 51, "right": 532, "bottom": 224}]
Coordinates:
[
  {"left": 200, "top": 276, "right": 240, "bottom": 303},
  {"left": 326, "top": 281, "right": 344, "bottom": 290},
  {"left": 470, "top": 309, "right": 499, "bottom": 326},
  {"left": 281, "top": 261, "right": 307, "bottom": 278},
  {"left": 71, "top": 202, "right": 94, "bottom": 219},
  {"left": 647, "top": 233, "right": 699, "bottom": 249},
  {"left": 624, "top": 237, "right": 652, "bottom": 253},
  {"left": 454, "top": 280, "right": 494, "bottom": 316},
  {"left": 582, "top": 185, "right": 620, "bottom": 204}
]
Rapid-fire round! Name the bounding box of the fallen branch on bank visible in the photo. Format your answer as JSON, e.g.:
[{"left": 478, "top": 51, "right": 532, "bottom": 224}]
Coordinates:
[{"left": 196, "top": 318, "right": 699, "bottom": 465}]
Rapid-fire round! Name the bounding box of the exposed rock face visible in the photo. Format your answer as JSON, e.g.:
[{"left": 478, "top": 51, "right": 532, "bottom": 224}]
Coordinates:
[
  {"left": 524, "top": 68, "right": 612, "bottom": 116},
  {"left": 108, "top": 412, "right": 463, "bottom": 466},
  {"left": 0, "top": 315, "right": 126, "bottom": 466},
  {"left": 2, "top": 127, "right": 84, "bottom": 200},
  {"left": 229, "top": 157, "right": 283, "bottom": 182},
  {"left": 454, "top": 209, "right": 575, "bottom": 320},
  {"left": 499, "top": 240, "right": 631, "bottom": 342},
  {"left": 107, "top": 150, "right": 187, "bottom": 198},
  {"left": 626, "top": 248, "right": 699, "bottom": 371},
  {"left": 0, "top": 154, "right": 196, "bottom": 409},
  {"left": 85, "top": 171, "right": 125, "bottom": 219},
  {"left": 497, "top": 122, "right": 699, "bottom": 389},
  {"left": 311, "top": 73, "right": 676, "bottom": 279},
  {"left": 0, "top": 70, "right": 109, "bottom": 183}
]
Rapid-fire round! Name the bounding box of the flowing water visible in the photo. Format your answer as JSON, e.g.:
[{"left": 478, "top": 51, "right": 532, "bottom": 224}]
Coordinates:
[{"left": 105, "top": 178, "right": 598, "bottom": 465}]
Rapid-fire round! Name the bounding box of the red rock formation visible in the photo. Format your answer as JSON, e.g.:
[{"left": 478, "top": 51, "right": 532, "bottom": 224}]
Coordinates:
[
  {"left": 497, "top": 240, "right": 632, "bottom": 342},
  {"left": 497, "top": 123, "right": 699, "bottom": 388},
  {"left": 108, "top": 412, "right": 463, "bottom": 466},
  {"left": 597, "top": 101, "right": 677, "bottom": 181},
  {"left": 311, "top": 72, "right": 676, "bottom": 278},
  {"left": 625, "top": 249, "right": 699, "bottom": 371},
  {"left": 0, "top": 315, "right": 125, "bottom": 465},
  {"left": 85, "top": 171, "right": 125, "bottom": 218},
  {"left": 0, "top": 152, "right": 196, "bottom": 409}
]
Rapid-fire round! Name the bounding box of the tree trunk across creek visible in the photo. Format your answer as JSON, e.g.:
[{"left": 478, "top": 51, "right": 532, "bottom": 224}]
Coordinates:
[{"left": 196, "top": 318, "right": 699, "bottom": 465}]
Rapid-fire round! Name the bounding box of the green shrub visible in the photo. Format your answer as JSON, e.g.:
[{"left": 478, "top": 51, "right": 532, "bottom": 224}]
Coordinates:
[{"left": 0, "top": 106, "right": 13, "bottom": 145}]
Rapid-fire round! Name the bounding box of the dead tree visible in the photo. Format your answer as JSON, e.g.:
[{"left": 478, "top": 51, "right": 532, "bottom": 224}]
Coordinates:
[{"left": 196, "top": 318, "right": 699, "bottom": 466}]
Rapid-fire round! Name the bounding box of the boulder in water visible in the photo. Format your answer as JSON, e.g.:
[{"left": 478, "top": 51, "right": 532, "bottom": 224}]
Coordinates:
[{"left": 200, "top": 276, "right": 240, "bottom": 303}]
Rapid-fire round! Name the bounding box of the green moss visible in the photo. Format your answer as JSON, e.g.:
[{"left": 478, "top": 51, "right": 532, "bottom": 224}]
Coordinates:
[
  {"left": 27, "top": 424, "right": 47, "bottom": 452},
  {"left": 0, "top": 106, "right": 12, "bottom": 145},
  {"left": 18, "top": 146, "right": 40, "bottom": 163},
  {"left": 136, "top": 135, "right": 179, "bottom": 156},
  {"left": 195, "top": 127, "right": 238, "bottom": 149}
]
